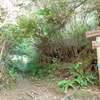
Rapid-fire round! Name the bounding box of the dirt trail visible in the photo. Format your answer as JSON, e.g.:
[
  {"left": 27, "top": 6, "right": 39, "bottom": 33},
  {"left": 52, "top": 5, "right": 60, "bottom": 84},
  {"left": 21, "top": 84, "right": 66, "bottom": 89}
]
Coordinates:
[
  {"left": 0, "top": 78, "right": 100, "bottom": 100},
  {"left": 0, "top": 79, "right": 64, "bottom": 100}
]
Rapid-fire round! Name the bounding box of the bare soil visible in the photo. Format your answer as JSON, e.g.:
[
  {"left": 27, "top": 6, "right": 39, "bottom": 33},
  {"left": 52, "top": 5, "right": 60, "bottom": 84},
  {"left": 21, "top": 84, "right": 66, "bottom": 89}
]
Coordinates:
[
  {"left": 0, "top": 78, "right": 100, "bottom": 100},
  {"left": 0, "top": 78, "right": 64, "bottom": 100}
]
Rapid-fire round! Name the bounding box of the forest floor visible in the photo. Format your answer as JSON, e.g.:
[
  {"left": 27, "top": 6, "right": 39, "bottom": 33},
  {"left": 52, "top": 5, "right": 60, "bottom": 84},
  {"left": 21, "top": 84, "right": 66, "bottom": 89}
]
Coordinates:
[{"left": 0, "top": 76, "right": 100, "bottom": 100}]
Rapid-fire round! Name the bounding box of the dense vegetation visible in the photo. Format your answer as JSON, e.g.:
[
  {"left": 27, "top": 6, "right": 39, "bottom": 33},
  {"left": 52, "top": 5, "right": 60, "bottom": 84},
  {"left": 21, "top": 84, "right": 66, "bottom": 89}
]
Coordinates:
[{"left": 0, "top": 0, "right": 100, "bottom": 92}]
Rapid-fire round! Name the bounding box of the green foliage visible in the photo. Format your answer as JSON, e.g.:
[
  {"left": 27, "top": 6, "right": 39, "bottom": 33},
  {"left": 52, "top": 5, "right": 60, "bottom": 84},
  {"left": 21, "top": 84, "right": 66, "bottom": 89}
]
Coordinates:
[
  {"left": 9, "top": 56, "right": 38, "bottom": 72},
  {"left": 7, "top": 67, "right": 18, "bottom": 79},
  {"left": 37, "top": 8, "right": 52, "bottom": 16},
  {"left": 0, "top": 14, "right": 37, "bottom": 45},
  {"left": 17, "top": 15, "right": 37, "bottom": 35},
  {"left": 0, "top": 67, "right": 16, "bottom": 89},
  {"left": 34, "top": 0, "right": 98, "bottom": 64},
  {"left": 13, "top": 38, "right": 39, "bottom": 59},
  {"left": 9, "top": 37, "right": 39, "bottom": 72},
  {"left": 30, "top": 63, "right": 58, "bottom": 78},
  {"left": 58, "top": 63, "right": 97, "bottom": 92},
  {"left": 0, "top": 15, "right": 39, "bottom": 72},
  {"left": 0, "top": 0, "right": 98, "bottom": 89},
  {"left": 58, "top": 79, "right": 75, "bottom": 92}
]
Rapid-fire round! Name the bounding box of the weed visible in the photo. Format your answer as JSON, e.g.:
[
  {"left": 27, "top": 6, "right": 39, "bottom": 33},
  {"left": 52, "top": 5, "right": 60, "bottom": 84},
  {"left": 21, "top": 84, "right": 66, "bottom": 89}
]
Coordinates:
[
  {"left": 7, "top": 67, "right": 18, "bottom": 80},
  {"left": 58, "top": 63, "right": 97, "bottom": 92}
]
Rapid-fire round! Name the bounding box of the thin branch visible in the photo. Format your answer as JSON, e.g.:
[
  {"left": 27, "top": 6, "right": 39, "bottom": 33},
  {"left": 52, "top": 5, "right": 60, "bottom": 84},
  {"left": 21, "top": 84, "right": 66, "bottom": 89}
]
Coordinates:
[{"left": 0, "top": 40, "right": 6, "bottom": 62}]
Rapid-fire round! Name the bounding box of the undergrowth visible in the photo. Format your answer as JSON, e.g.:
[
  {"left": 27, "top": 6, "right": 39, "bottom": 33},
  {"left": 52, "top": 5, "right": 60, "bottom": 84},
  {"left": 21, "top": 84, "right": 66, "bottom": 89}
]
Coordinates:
[
  {"left": 58, "top": 63, "right": 97, "bottom": 92},
  {"left": 3, "top": 61, "right": 97, "bottom": 92},
  {"left": 30, "top": 63, "right": 58, "bottom": 79},
  {"left": 0, "top": 67, "right": 17, "bottom": 90}
]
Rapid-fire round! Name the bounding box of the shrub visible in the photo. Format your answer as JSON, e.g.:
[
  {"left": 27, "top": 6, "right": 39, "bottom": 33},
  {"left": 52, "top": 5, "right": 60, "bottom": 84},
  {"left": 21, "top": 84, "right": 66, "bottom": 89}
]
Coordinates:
[{"left": 58, "top": 63, "right": 97, "bottom": 92}]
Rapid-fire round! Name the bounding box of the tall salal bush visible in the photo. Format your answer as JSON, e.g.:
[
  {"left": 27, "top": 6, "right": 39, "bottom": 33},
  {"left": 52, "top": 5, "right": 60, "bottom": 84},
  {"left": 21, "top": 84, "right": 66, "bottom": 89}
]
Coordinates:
[
  {"left": 0, "top": 14, "right": 39, "bottom": 72},
  {"left": 33, "top": 0, "right": 98, "bottom": 63},
  {"left": 0, "top": 0, "right": 98, "bottom": 72},
  {"left": 11, "top": 38, "right": 39, "bottom": 72},
  {"left": 7, "top": 0, "right": 98, "bottom": 65}
]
